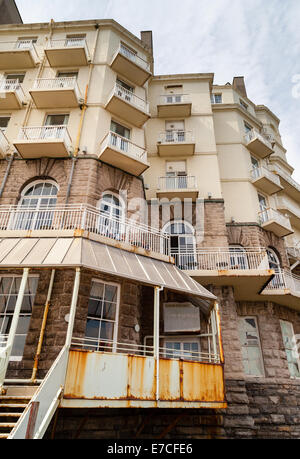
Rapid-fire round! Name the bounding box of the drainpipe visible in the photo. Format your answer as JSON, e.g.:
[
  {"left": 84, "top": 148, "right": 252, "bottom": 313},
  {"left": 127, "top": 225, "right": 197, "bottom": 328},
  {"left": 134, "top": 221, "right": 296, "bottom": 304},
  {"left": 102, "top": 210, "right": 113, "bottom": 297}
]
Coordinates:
[
  {"left": 31, "top": 269, "right": 55, "bottom": 383},
  {"left": 65, "top": 268, "right": 81, "bottom": 347},
  {"left": 0, "top": 153, "right": 14, "bottom": 198},
  {"left": 0, "top": 268, "right": 29, "bottom": 391},
  {"left": 214, "top": 301, "right": 224, "bottom": 364},
  {"left": 153, "top": 286, "right": 163, "bottom": 401}
]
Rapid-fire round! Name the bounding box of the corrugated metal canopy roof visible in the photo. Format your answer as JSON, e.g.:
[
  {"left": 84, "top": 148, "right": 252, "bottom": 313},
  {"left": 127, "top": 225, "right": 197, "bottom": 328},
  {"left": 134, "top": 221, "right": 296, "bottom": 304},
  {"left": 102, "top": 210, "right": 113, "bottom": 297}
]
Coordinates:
[{"left": 0, "top": 237, "right": 216, "bottom": 305}]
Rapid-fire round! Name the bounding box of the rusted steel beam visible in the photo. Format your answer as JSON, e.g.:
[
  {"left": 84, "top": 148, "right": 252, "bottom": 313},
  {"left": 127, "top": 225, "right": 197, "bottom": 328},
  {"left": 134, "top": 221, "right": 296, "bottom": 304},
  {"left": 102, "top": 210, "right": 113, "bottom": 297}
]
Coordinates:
[{"left": 25, "top": 402, "right": 40, "bottom": 439}]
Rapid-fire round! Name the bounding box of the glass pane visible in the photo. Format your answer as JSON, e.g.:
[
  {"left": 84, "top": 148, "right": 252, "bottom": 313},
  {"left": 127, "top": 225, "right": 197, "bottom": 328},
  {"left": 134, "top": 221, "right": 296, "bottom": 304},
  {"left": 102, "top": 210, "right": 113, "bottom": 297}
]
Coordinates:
[
  {"left": 0, "top": 277, "right": 13, "bottom": 295},
  {"left": 21, "top": 296, "right": 34, "bottom": 313},
  {"left": 16, "top": 316, "right": 31, "bottom": 335},
  {"left": 85, "top": 318, "right": 100, "bottom": 339},
  {"left": 87, "top": 299, "right": 102, "bottom": 318},
  {"left": 90, "top": 281, "right": 104, "bottom": 300},
  {"left": 105, "top": 285, "right": 117, "bottom": 303},
  {"left": 99, "top": 321, "right": 114, "bottom": 341},
  {"left": 102, "top": 302, "right": 116, "bottom": 321},
  {"left": 6, "top": 295, "right": 18, "bottom": 312},
  {"left": 11, "top": 335, "right": 26, "bottom": 358}
]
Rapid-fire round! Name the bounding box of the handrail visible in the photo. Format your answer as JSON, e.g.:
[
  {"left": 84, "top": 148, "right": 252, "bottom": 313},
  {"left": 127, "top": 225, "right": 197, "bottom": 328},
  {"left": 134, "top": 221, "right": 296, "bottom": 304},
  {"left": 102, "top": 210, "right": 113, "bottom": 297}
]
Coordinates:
[
  {"left": 0, "top": 79, "right": 25, "bottom": 100},
  {"left": 17, "top": 125, "right": 72, "bottom": 148},
  {"left": 158, "top": 130, "right": 195, "bottom": 143},
  {"left": 101, "top": 131, "right": 147, "bottom": 162},
  {"left": 8, "top": 345, "right": 69, "bottom": 439},
  {"left": 245, "top": 129, "right": 273, "bottom": 148},
  {"left": 251, "top": 166, "right": 281, "bottom": 186},
  {"left": 158, "top": 94, "right": 191, "bottom": 105},
  {"left": 113, "top": 83, "right": 149, "bottom": 112},
  {"left": 263, "top": 268, "right": 300, "bottom": 293},
  {"left": 47, "top": 37, "right": 89, "bottom": 56},
  {"left": 116, "top": 43, "right": 150, "bottom": 72},
  {"left": 0, "top": 203, "right": 170, "bottom": 256},
  {"left": 32, "top": 77, "right": 80, "bottom": 94},
  {"left": 258, "top": 207, "right": 292, "bottom": 229},
  {"left": 158, "top": 175, "right": 197, "bottom": 190}
]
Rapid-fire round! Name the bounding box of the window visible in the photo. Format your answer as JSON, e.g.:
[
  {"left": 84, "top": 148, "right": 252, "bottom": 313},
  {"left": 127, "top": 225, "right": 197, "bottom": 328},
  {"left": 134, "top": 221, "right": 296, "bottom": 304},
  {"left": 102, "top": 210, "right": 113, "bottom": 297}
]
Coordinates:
[
  {"left": 211, "top": 94, "right": 222, "bottom": 104},
  {"left": 163, "top": 303, "right": 200, "bottom": 333},
  {"left": 45, "top": 114, "right": 69, "bottom": 126},
  {"left": 164, "top": 338, "right": 200, "bottom": 361},
  {"left": 165, "top": 120, "right": 185, "bottom": 142},
  {"left": 13, "top": 180, "right": 58, "bottom": 231},
  {"left": 98, "top": 192, "right": 125, "bottom": 240},
  {"left": 110, "top": 121, "right": 130, "bottom": 153},
  {"left": 244, "top": 122, "right": 252, "bottom": 134},
  {"left": 84, "top": 280, "right": 120, "bottom": 352},
  {"left": 5, "top": 73, "right": 25, "bottom": 83},
  {"left": 0, "top": 116, "right": 10, "bottom": 132},
  {"left": 44, "top": 114, "right": 69, "bottom": 139},
  {"left": 110, "top": 120, "right": 130, "bottom": 139},
  {"left": 238, "top": 317, "right": 264, "bottom": 376},
  {"left": 163, "top": 221, "right": 196, "bottom": 269},
  {"left": 240, "top": 99, "right": 248, "bottom": 111},
  {"left": 56, "top": 72, "right": 78, "bottom": 79},
  {"left": 0, "top": 276, "right": 38, "bottom": 361},
  {"left": 258, "top": 193, "right": 268, "bottom": 223},
  {"left": 165, "top": 161, "right": 187, "bottom": 189},
  {"left": 116, "top": 78, "right": 134, "bottom": 103},
  {"left": 280, "top": 320, "right": 300, "bottom": 378}
]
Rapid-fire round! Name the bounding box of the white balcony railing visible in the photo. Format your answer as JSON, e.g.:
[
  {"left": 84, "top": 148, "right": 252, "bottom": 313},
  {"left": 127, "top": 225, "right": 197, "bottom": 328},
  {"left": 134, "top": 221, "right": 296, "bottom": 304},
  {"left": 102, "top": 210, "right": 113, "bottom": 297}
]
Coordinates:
[
  {"left": 264, "top": 269, "right": 300, "bottom": 293},
  {"left": 276, "top": 196, "right": 300, "bottom": 220},
  {"left": 251, "top": 166, "right": 281, "bottom": 186},
  {"left": 0, "top": 130, "right": 9, "bottom": 154},
  {"left": 158, "top": 94, "right": 191, "bottom": 105},
  {"left": 170, "top": 248, "right": 269, "bottom": 271},
  {"left": 32, "top": 77, "right": 81, "bottom": 96},
  {"left": 158, "top": 176, "right": 197, "bottom": 190},
  {"left": 244, "top": 130, "right": 273, "bottom": 149},
  {"left": 0, "top": 203, "right": 170, "bottom": 256},
  {"left": 113, "top": 83, "right": 149, "bottom": 113},
  {"left": 258, "top": 207, "right": 292, "bottom": 230},
  {"left": 0, "top": 78, "right": 25, "bottom": 100},
  {"left": 118, "top": 43, "right": 150, "bottom": 72},
  {"left": 158, "top": 130, "right": 195, "bottom": 144},
  {"left": 101, "top": 131, "right": 147, "bottom": 162},
  {"left": 47, "top": 37, "right": 89, "bottom": 55},
  {"left": 17, "top": 125, "right": 72, "bottom": 148},
  {"left": 270, "top": 165, "right": 300, "bottom": 194},
  {"left": 0, "top": 39, "right": 38, "bottom": 53}
]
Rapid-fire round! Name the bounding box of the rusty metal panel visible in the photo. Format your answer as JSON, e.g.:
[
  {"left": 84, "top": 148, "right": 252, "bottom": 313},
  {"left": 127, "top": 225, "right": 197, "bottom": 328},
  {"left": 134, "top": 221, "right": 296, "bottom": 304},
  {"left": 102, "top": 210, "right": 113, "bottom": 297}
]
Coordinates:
[
  {"left": 159, "top": 359, "right": 180, "bottom": 400},
  {"left": 127, "top": 355, "right": 156, "bottom": 400},
  {"left": 181, "top": 361, "right": 225, "bottom": 402}
]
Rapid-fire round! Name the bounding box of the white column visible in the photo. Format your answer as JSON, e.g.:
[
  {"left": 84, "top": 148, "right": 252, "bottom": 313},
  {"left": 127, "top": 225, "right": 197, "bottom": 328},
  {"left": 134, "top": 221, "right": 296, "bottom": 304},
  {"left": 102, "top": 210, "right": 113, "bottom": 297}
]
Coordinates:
[
  {"left": 153, "top": 286, "right": 163, "bottom": 401},
  {"left": 65, "top": 268, "right": 81, "bottom": 347}
]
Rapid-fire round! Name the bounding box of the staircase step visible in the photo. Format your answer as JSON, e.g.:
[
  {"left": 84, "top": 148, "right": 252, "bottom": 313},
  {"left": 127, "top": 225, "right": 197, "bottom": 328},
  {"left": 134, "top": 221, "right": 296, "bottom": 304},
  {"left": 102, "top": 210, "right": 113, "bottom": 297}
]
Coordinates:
[
  {"left": 0, "top": 404, "right": 28, "bottom": 409},
  {"left": 0, "top": 423, "right": 16, "bottom": 429},
  {"left": 0, "top": 434, "right": 9, "bottom": 439},
  {"left": 0, "top": 413, "right": 22, "bottom": 418}
]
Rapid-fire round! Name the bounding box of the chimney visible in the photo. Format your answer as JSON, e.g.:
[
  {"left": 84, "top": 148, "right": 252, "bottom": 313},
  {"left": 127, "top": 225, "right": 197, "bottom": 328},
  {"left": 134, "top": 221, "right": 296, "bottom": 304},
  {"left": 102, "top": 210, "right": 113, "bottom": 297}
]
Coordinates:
[
  {"left": 140, "top": 30, "right": 154, "bottom": 74},
  {"left": 232, "top": 76, "right": 247, "bottom": 98}
]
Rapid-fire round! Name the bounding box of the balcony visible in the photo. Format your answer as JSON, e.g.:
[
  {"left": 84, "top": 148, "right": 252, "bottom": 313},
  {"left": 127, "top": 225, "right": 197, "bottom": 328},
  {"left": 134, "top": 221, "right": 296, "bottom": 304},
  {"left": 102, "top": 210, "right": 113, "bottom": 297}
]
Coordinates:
[
  {"left": 0, "top": 40, "right": 39, "bottom": 69},
  {"left": 105, "top": 83, "right": 150, "bottom": 128},
  {"left": 261, "top": 269, "right": 300, "bottom": 310},
  {"left": 251, "top": 166, "right": 283, "bottom": 195},
  {"left": 45, "top": 38, "right": 90, "bottom": 67},
  {"left": 157, "top": 94, "right": 192, "bottom": 118},
  {"left": 0, "top": 79, "right": 26, "bottom": 109},
  {"left": 0, "top": 130, "right": 9, "bottom": 158},
  {"left": 157, "top": 176, "right": 198, "bottom": 200},
  {"left": 0, "top": 203, "right": 170, "bottom": 260},
  {"left": 170, "top": 248, "right": 274, "bottom": 300},
  {"left": 276, "top": 196, "right": 300, "bottom": 229},
  {"left": 244, "top": 130, "right": 274, "bottom": 158},
  {"left": 29, "top": 77, "right": 81, "bottom": 108},
  {"left": 13, "top": 125, "right": 72, "bottom": 159},
  {"left": 270, "top": 165, "right": 300, "bottom": 202},
  {"left": 110, "top": 44, "right": 152, "bottom": 86},
  {"left": 99, "top": 132, "right": 149, "bottom": 176},
  {"left": 259, "top": 207, "right": 293, "bottom": 237},
  {"left": 157, "top": 131, "right": 195, "bottom": 157},
  {"left": 286, "top": 246, "right": 300, "bottom": 263}
]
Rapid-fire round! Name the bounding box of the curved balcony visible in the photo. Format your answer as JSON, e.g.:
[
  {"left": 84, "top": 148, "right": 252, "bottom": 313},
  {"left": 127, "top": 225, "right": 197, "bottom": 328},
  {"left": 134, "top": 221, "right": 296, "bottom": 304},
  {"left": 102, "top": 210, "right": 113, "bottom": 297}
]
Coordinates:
[
  {"left": 13, "top": 125, "right": 72, "bottom": 159},
  {"left": 99, "top": 132, "right": 149, "bottom": 176},
  {"left": 110, "top": 44, "right": 151, "bottom": 86},
  {"left": 0, "top": 79, "right": 25, "bottom": 110},
  {"left": 157, "top": 130, "right": 195, "bottom": 156},
  {"left": 259, "top": 207, "right": 293, "bottom": 237},
  {"left": 157, "top": 94, "right": 192, "bottom": 118},
  {"left": 244, "top": 130, "right": 274, "bottom": 158},
  {"left": 29, "top": 77, "right": 81, "bottom": 108},
  {"left": 262, "top": 269, "right": 300, "bottom": 310},
  {"left": 105, "top": 83, "right": 150, "bottom": 128},
  {"left": 45, "top": 38, "right": 90, "bottom": 67},
  {"left": 0, "top": 40, "right": 39, "bottom": 70}
]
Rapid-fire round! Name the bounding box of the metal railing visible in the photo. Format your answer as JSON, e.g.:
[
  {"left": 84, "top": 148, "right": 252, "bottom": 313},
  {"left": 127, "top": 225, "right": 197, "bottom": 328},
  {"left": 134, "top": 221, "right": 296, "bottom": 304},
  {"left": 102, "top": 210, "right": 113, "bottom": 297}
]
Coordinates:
[
  {"left": 0, "top": 203, "right": 170, "bottom": 256},
  {"left": 158, "top": 130, "right": 195, "bottom": 144},
  {"left": 270, "top": 165, "right": 300, "bottom": 193},
  {"left": 117, "top": 43, "right": 150, "bottom": 72},
  {"left": 258, "top": 207, "right": 292, "bottom": 230},
  {"left": 100, "top": 131, "right": 147, "bottom": 162},
  {"left": 244, "top": 129, "right": 273, "bottom": 149},
  {"left": 264, "top": 268, "right": 300, "bottom": 293},
  {"left": 158, "top": 175, "right": 197, "bottom": 190},
  {"left": 32, "top": 77, "right": 81, "bottom": 98},
  {"left": 286, "top": 246, "right": 300, "bottom": 260},
  {"left": 0, "top": 78, "right": 25, "bottom": 101},
  {"left": 170, "top": 248, "right": 269, "bottom": 271},
  {"left": 0, "top": 40, "right": 39, "bottom": 60},
  {"left": 251, "top": 166, "right": 281, "bottom": 186},
  {"left": 17, "top": 125, "right": 72, "bottom": 148},
  {"left": 0, "top": 130, "right": 9, "bottom": 154},
  {"left": 47, "top": 37, "right": 89, "bottom": 56},
  {"left": 158, "top": 94, "right": 191, "bottom": 105},
  {"left": 113, "top": 83, "right": 149, "bottom": 113}
]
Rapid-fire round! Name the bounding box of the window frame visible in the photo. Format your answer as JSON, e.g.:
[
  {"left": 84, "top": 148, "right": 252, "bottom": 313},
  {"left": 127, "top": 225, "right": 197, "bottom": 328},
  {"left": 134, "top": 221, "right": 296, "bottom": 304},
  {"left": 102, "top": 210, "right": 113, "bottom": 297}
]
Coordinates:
[
  {"left": 238, "top": 315, "right": 265, "bottom": 377},
  {"left": 163, "top": 336, "right": 201, "bottom": 361},
  {"left": 280, "top": 319, "right": 300, "bottom": 379}
]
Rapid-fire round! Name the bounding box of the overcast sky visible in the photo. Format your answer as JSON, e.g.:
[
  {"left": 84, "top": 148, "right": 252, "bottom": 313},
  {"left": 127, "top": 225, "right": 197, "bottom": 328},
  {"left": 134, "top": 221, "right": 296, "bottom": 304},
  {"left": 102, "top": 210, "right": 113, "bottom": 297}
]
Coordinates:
[{"left": 15, "top": 0, "right": 300, "bottom": 180}]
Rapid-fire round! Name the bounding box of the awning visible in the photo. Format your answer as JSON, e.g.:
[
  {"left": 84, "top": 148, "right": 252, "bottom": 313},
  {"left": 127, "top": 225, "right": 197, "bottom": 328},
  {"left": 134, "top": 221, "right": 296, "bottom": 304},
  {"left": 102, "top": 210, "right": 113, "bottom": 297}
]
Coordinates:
[{"left": 0, "top": 237, "right": 216, "bottom": 309}]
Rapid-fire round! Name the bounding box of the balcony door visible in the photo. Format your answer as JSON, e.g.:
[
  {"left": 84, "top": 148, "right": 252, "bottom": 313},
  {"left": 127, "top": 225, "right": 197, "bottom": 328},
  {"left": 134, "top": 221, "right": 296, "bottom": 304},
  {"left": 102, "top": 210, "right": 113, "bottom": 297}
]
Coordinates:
[
  {"left": 163, "top": 221, "right": 196, "bottom": 270},
  {"left": 98, "top": 192, "right": 125, "bottom": 241},
  {"left": 13, "top": 180, "right": 58, "bottom": 231},
  {"left": 165, "top": 120, "right": 185, "bottom": 143},
  {"left": 110, "top": 120, "right": 130, "bottom": 153},
  {"left": 165, "top": 161, "right": 187, "bottom": 189},
  {"left": 44, "top": 114, "right": 69, "bottom": 139}
]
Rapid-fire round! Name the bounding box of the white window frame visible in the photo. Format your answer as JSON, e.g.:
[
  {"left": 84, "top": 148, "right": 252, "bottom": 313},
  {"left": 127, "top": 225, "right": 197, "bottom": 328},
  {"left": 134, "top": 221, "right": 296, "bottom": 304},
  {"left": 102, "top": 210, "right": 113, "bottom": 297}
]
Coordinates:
[
  {"left": 239, "top": 316, "right": 265, "bottom": 377},
  {"left": 163, "top": 336, "right": 201, "bottom": 361},
  {"left": 84, "top": 278, "right": 121, "bottom": 353},
  {"left": 280, "top": 320, "right": 300, "bottom": 379}
]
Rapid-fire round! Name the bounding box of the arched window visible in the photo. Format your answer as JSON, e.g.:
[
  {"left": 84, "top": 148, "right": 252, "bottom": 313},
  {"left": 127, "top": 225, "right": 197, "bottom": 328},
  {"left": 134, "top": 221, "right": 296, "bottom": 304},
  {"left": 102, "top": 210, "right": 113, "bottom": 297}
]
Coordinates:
[
  {"left": 163, "top": 221, "right": 196, "bottom": 269},
  {"left": 267, "top": 248, "right": 281, "bottom": 270},
  {"left": 97, "top": 192, "right": 125, "bottom": 240},
  {"left": 14, "top": 180, "right": 58, "bottom": 230}
]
